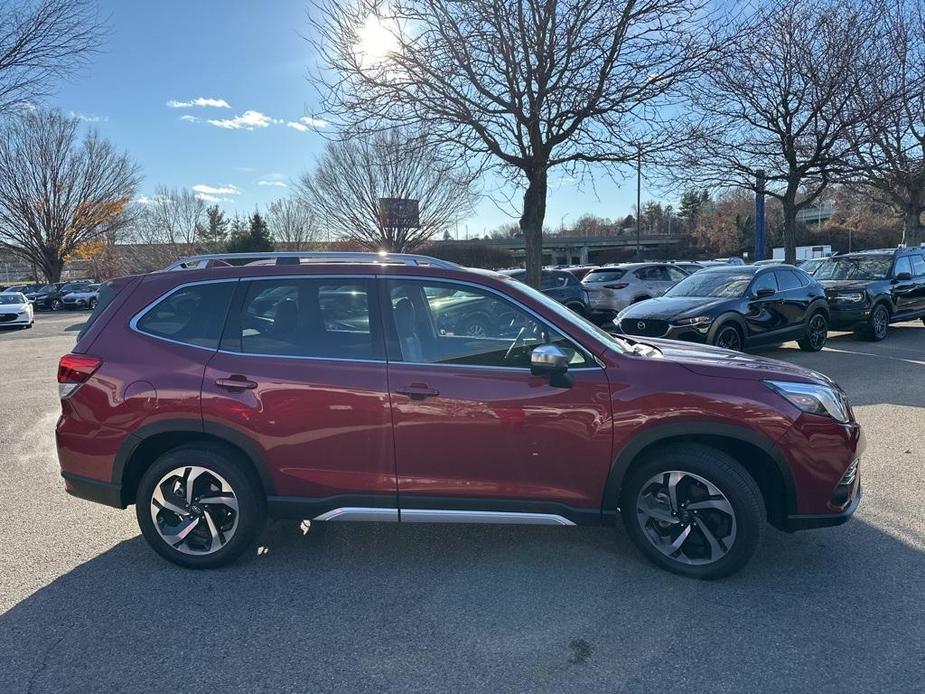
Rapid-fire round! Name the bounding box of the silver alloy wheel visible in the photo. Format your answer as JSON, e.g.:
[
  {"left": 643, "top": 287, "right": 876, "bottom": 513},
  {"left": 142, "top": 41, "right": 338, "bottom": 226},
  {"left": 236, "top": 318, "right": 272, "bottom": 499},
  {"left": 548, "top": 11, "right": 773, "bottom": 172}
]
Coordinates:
[
  {"left": 149, "top": 466, "right": 239, "bottom": 555},
  {"left": 635, "top": 470, "right": 737, "bottom": 566},
  {"left": 872, "top": 306, "right": 888, "bottom": 338}
]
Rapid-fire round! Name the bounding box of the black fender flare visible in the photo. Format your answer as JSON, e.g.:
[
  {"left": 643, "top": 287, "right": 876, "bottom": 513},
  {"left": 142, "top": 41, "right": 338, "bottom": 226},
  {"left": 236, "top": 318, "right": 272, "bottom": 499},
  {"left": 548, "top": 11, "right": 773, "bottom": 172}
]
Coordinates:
[
  {"left": 112, "top": 418, "right": 277, "bottom": 501},
  {"left": 600, "top": 421, "right": 797, "bottom": 519},
  {"left": 706, "top": 312, "right": 747, "bottom": 344}
]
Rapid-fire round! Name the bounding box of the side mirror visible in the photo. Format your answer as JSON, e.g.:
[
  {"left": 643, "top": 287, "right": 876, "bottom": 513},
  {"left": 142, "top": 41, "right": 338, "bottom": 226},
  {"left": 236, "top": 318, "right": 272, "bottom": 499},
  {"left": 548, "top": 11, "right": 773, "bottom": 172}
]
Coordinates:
[
  {"left": 754, "top": 287, "right": 776, "bottom": 298},
  {"left": 894, "top": 271, "right": 912, "bottom": 281},
  {"left": 531, "top": 344, "right": 570, "bottom": 376}
]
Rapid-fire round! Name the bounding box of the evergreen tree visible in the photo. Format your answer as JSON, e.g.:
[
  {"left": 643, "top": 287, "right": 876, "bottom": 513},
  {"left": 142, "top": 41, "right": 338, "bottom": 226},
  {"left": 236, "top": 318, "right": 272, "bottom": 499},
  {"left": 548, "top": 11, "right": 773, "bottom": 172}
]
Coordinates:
[
  {"left": 199, "top": 205, "right": 228, "bottom": 245},
  {"left": 226, "top": 211, "right": 275, "bottom": 253}
]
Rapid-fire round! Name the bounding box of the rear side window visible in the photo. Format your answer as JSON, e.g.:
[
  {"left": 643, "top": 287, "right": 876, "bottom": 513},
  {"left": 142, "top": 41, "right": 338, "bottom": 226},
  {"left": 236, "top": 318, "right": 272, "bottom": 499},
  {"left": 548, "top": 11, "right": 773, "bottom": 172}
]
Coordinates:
[
  {"left": 135, "top": 281, "right": 235, "bottom": 349},
  {"left": 223, "top": 278, "right": 383, "bottom": 360},
  {"left": 774, "top": 270, "right": 803, "bottom": 291}
]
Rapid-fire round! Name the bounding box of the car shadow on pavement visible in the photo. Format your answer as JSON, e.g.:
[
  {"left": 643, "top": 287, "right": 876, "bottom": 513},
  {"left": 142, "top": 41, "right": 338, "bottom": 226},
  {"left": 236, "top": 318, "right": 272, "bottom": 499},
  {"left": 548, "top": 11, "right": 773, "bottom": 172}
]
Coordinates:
[{"left": 1, "top": 517, "right": 923, "bottom": 693}]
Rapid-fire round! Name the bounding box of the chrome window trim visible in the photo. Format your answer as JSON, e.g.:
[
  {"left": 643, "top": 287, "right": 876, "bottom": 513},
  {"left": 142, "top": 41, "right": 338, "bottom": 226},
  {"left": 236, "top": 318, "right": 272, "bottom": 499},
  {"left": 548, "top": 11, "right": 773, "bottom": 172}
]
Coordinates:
[
  {"left": 129, "top": 278, "right": 240, "bottom": 351},
  {"left": 382, "top": 275, "right": 606, "bottom": 370},
  {"left": 215, "top": 349, "right": 386, "bottom": 365}
]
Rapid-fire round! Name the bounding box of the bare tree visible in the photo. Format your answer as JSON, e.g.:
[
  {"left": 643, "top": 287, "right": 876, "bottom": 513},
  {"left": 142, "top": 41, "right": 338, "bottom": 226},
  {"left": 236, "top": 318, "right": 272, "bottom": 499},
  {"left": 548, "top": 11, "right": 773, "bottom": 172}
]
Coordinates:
[
  {"left": 298, "top": 129, "right": 475, "bottom": 251},
  {"left": 266, "top": 196, "right": 319, "bottom": 250},
  {"left": 677, "top": 0, "right": 887, "bottom": 263},
  {"left": 0, "top": 0, "right": 103, "bottom": 114},
  {"left": 846, "top": 0, "right": 925, "bottom": 246},
  {"left": 0, "top": 108, "right": 139, "bottom": 281},
  {"left": 121, "top": 186, "right": 210, "bottom": 269},
  {"left": 309, "top": 0, "right": 716, "bottom": 286}
]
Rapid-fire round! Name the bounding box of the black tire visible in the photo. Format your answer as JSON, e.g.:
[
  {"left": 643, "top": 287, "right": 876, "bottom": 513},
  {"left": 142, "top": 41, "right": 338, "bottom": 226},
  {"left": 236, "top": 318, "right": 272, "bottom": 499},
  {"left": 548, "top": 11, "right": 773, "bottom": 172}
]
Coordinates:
[
  {"left": 565, "top": 302, "right": 586, "bottom": 316},
  {"left": 135, "top": 443, "right": 266, "bottom": 569},
  {"left": 88, "top": 297, "right": 97, "bottom": 310},
  {"left": 50, "top": 298, "right": 62, "bottom": 311},
  {"left": 797, "top": 311, "right": 828, "bottom": 352},
  {"left": 712, "top": 323, "right": 743, "bottom": 351},
  {"left": 620, "top": 443, "right": 765, "bottom": 580},
  {"left": 860, "top": 303, "right": 889, "bottom": 341}
]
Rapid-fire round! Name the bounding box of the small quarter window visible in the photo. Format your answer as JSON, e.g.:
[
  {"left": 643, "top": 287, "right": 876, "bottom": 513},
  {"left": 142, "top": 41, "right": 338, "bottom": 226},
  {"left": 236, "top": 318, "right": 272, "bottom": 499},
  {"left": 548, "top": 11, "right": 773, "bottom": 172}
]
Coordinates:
[{"left": 136, "top": 282, "right": 235, "bottom": 349}]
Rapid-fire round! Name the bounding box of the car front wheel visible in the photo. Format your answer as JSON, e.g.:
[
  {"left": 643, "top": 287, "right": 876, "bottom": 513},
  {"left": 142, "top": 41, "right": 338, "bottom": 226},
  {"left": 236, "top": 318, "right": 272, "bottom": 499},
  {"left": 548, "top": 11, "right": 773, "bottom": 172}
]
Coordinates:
[
  {"left": 621, "top": 443, "right": 765, "bottom": 579},
  {"left": 712, "top": 323, "right": 743, "bottom": 351},
  {"left": 136, "top": 443, "right": 266, "bottom": 569},
  {"left": 860, "top": 304, "right": 889, "bottom": 341}
]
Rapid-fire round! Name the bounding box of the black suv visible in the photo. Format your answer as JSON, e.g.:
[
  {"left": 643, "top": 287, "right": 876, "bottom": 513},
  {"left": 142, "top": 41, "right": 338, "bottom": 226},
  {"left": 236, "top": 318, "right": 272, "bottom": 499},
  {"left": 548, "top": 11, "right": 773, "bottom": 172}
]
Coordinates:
[
  {"left": 501, "top": 269, "right": 590, "bottom": 316},
  {"left": 615, "top": 265, "right": 829, "bottom": 352},
  {"left": 812, "top": 248, "right": 925, "bottom": 340}
]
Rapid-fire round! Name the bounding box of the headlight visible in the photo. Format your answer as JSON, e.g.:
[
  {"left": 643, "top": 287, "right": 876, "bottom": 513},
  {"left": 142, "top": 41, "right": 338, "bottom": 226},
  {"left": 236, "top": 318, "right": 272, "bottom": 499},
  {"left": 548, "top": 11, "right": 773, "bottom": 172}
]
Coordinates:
[
  {"left": 674, "top": 315, "right": 712, "bottom": 326},
  {"left": 831, "top": 292, "right": 865, "bottom": 303},
  {"left": 764, "top": 380, "right": 851, "bottom": 423}
]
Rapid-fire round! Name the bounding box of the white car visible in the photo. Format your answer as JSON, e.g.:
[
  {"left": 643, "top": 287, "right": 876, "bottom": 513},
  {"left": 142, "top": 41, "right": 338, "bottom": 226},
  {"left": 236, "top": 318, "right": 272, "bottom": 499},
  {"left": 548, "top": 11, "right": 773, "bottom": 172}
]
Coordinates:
[
  {"left": 0, "top": 292, "right": 34, "bottom": 328},
  {"left": 582, "top": 262, "right": 690, "bottom": 321}
]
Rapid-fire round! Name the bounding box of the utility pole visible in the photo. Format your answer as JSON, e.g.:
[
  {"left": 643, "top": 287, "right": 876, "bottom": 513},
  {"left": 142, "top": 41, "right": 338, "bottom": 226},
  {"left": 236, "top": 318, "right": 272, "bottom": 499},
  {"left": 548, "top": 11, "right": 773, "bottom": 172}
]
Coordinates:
[
  {"left": 636, "top": 145, "right": 642, "bottom": 258},
  {"left": 755, "top": 170, "right": 766, "bottom": 261}
]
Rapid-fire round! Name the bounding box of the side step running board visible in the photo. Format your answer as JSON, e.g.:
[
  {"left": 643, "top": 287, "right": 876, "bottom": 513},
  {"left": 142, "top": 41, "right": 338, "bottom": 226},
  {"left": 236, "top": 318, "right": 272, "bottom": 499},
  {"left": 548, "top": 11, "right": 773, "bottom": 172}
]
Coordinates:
[{"left": 312, "top": 507, "right": 575, "bottom": 526}]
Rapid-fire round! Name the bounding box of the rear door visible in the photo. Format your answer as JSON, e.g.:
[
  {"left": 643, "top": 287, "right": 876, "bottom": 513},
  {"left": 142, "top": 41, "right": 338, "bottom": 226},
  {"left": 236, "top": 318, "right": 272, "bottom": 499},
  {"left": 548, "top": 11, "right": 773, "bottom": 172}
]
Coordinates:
[
  {"left": 909, "top": 254, "right": 925, "bottom": 315},
  {"left": 201, "top": 275, "right": 397, "bottom": 510},
  {"left": 891, "top": 255, "right": 918, "bottom": 317}
]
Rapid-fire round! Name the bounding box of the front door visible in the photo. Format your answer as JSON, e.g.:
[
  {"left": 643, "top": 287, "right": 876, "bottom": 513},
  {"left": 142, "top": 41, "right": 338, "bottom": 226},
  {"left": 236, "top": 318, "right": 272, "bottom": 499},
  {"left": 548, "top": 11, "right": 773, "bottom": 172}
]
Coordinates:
[
  {"left": 743, "top": 272, "right": 787, "bottom": 345},
  {"left": 382, "top": 278, "right": 613, "bottom": 518},
  {"left": 201, "top": 276, "right": 397, "bottom": 511}
]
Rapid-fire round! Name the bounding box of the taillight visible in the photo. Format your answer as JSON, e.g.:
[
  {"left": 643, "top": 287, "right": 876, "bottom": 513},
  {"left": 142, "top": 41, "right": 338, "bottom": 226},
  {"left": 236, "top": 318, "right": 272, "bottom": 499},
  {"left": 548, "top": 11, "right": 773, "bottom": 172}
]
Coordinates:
[
  {"left": 604, "top": 283, "right": 629, "bottom": 290},
  {"left": 57, "top": 354, "right": 101, "bottom": 399}
]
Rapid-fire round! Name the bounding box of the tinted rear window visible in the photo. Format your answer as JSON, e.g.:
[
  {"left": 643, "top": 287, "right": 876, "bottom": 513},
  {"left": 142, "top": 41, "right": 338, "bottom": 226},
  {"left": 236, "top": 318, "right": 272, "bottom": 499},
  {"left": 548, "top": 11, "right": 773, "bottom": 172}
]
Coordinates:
[
  {"left": 583, "top": 270, "right": 626, "bottom": 283},
  {"left": 135, "top": 281, "right": 235, "bottom": 349}
]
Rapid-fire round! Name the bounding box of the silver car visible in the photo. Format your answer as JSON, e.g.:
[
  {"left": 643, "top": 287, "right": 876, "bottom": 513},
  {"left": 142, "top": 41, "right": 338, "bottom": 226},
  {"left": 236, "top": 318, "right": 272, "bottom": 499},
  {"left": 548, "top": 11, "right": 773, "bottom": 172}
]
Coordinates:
[
  {"left": 582, "top": 262, "right": 690, "bottom": 320},
  {"left": 61, "top": 284, "right": 100, "bottom": 310}
]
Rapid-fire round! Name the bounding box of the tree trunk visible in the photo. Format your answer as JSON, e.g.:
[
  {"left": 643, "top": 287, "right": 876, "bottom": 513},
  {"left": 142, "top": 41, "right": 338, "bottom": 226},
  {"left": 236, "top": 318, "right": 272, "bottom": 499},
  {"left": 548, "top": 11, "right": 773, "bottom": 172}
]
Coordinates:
[
  {"left": 43, "top": 247, "right": 64, "bottom": 283},
  {"left": 519, "top": 168, "right": 548, "bottom": 288},
  {"left": 903, "top": 204, "right": 923, "bottom": 248},
  {"left": 782, "top": 188, "right": 798, "bottom": 265}
]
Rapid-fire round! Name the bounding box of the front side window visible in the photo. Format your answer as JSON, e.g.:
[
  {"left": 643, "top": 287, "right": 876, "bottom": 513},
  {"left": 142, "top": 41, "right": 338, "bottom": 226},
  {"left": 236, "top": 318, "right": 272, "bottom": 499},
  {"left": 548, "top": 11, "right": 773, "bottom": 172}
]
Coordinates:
[
  {"left": 750, "top": 272, "right": 778, "bottom": 295},
  {"left": 223, "top": 278, "right": 382, "bottom": 360},
  {"left": 893, "top": 256, "right": 913, "bottom": 278},
  {"left": 136, "top": 282, "right": 235, "bottom": 349},
  {"left": 387, "top": 280, "right": 588, "bottom": 368}
]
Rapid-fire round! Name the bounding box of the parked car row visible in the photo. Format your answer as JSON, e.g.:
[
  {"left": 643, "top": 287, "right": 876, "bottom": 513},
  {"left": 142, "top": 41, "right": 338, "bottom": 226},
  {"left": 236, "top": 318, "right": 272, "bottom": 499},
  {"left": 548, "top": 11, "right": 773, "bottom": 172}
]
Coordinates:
[{"left": 0, "top": 280, "right": 99, "bottom": 316}]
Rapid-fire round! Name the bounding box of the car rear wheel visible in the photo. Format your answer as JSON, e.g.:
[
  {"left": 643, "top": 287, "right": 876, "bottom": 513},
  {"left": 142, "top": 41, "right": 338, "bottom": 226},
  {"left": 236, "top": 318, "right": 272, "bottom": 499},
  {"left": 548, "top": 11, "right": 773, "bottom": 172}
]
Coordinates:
[
  {"left": 859, "top": 304, "right": 889, "bottom": 341},
  {"left": 136, "top": 443, "right": 266, "bottom": 569},
  {"left": 621, "top": 443, "right": 765, "bottom": 579},
  {"left": 88, "top": 298, "right": 97, "bottom": 310},
  {"left": 712, "top": 323, "right": 743, "bottom": 351},
  {"left": 50, "top": 298, "right": 62, "bottom": 311},
  {"left": 798, "top": 312, "right": 828, "bottom": 352},
  {"left": 565, "top": 302, "right": 586, "bottom": 316}
]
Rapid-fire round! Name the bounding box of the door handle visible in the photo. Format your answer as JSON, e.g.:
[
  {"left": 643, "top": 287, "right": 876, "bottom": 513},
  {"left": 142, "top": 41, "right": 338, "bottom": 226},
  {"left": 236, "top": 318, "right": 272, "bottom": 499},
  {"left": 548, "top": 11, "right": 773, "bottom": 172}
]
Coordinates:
[
  {"left": 215, "top": 375, "right": 258, "bottom": 391},
  {"left": 395, "top": 383, "right": 440, "bottom": 400}
]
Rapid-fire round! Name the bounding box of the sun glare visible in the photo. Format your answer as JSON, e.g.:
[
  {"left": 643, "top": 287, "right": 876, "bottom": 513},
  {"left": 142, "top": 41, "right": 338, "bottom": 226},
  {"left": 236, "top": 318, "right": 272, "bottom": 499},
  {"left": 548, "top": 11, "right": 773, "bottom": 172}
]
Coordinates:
[{"left": 355, "top": 13, "right": 398, "bottom": 68}]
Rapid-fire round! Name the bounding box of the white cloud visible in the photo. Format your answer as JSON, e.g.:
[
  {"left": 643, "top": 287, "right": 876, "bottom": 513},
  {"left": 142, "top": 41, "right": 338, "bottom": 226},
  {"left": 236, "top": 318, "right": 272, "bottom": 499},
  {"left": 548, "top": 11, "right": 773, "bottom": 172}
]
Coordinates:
[
  {"left": 179, "top": 114, "right": 199, "bottom": 123},
  {"left": 167, "top": 97, "right": 231, "bottom": 109},
  {"left": 70, "top": 111, "right": 107, "bottom": 123},
  {"left": 195, "top": 193, "right": 221, "bottom": 203},
  {"left": 137, "top": 194, "right": 168, "bottom": 205},
  {"left": 286, "top": 116, "right": 328, "bottom": 132},
  {"left": 258, "top": 180, "right": 288, "bottom": 188},
  {"left": 207, "top": 110, "right": 277, "bottom": 130},
  {"left": 192, "top": 183, "right": 241, "bottom": 196}
]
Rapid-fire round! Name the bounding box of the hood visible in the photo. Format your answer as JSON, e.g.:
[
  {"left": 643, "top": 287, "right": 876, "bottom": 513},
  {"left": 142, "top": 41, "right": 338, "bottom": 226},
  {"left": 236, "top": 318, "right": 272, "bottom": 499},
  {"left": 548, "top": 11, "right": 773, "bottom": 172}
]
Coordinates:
[
  {"left": 817, "top": 279, "right": 878, "bottom": 292},
  {"left": 618, "top": 296, "right": 733, "bottom": 321},
  {"left": 631, "top": 336, "right": 834, "bottom": 385}
]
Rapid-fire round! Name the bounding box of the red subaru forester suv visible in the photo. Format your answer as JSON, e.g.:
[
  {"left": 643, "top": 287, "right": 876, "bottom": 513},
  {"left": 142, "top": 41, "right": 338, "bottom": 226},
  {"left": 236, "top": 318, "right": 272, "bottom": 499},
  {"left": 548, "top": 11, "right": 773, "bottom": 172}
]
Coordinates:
[{"left": 56, "top": 252, "right": 863, "bottom": 579}]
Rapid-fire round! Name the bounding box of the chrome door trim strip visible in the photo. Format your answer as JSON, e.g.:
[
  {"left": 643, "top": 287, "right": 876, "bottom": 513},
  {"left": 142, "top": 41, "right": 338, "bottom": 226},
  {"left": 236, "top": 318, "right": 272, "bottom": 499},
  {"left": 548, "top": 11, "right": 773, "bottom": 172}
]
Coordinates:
[
  {"left": 313, "top": 507, "right": 399, "bottom": 522},
  {"left": 400, "top": 509, "right": 575, "bottom": 526}
]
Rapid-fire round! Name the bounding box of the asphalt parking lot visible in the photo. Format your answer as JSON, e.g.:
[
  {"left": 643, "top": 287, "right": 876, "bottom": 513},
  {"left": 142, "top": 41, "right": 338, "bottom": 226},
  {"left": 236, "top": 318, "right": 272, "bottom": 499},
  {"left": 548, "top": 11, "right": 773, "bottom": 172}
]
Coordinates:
[{"left": 0, "top": 311, "right": 923, "bottom": 693}]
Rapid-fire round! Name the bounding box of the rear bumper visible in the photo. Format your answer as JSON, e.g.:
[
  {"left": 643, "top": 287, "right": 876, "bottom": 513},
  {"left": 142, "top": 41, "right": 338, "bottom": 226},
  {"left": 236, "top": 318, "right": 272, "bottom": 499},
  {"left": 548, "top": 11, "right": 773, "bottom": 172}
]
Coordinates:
[
  {"left": 783, "top": 485, "right": 861, "bottom": 531},
  {"left": 61, "top": 471, "right": 124, "bottom": 508}
]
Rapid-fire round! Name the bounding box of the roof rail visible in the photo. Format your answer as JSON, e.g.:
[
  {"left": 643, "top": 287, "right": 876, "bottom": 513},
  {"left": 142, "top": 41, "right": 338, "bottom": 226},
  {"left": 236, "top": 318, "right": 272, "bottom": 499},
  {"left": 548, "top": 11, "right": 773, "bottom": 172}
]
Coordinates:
[{"left": 161, "top": 251, "right": 462, "bottom": 272}]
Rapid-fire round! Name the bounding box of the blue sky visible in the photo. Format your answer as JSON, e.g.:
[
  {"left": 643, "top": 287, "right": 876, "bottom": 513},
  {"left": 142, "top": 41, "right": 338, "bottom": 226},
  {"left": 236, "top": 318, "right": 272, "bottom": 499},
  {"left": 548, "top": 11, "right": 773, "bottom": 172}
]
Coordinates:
[{"left": 51, "top": 0, "right": 646, "bottom": 238}]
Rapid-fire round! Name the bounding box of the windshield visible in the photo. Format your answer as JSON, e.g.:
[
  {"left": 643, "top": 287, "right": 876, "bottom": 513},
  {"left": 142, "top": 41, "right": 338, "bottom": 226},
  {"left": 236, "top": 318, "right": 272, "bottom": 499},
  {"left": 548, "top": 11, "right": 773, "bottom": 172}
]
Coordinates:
[
  {"left": 0, "top": 293, "right": 25, "bottom": 304},
  {"left": 583, "top": 269, "right": 626, "bottom": 283},
  {"left": 813, "top": 256, "right": 892, "bottom": 281},
  {"left": 800, "top": 258, "right": 824, "bottom": 275},
  {"left": 505, "top": 278, "right": 626, "bottom": 353},
  {"left": 666, "top": 271, "right": 752, "bottom": 298}
]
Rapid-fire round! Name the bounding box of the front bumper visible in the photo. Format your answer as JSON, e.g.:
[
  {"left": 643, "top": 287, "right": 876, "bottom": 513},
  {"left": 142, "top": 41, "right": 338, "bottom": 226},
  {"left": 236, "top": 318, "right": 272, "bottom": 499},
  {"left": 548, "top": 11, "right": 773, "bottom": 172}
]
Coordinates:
[
  {"left": 783, "top": 485, "right": 861, "bottom": 531},
  {"left": 827, "top": 304, "right": 871, "bottom": 330},
  {"left": 616, "top": 318, "right": 710, "bottom": 343},
  {"left": 0, "top": 313, "right": 32, "bottom": 326}
]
